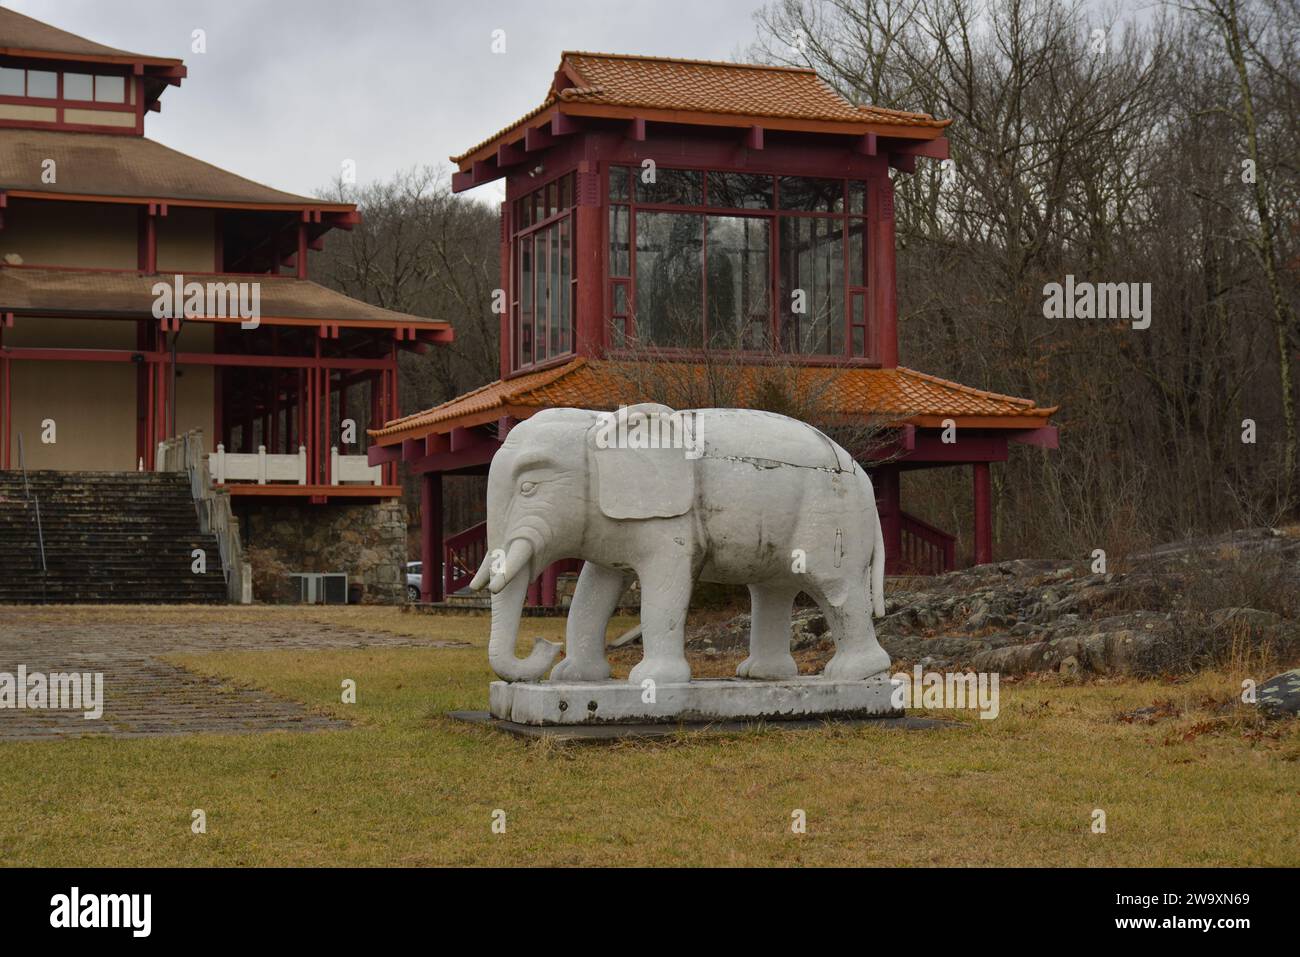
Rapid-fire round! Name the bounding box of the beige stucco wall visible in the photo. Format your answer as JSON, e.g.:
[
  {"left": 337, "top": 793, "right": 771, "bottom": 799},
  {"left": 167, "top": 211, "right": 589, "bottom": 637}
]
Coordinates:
[
  {"left": 61, "top": 108, "right": 135, "bottom": 128},
  {"left": 157, "top": 207, "right": 216, "bottom": 272},
  {"left": 5, "top": 317, "right": 216, "bottom": 471},
  {"left": 0, "top": 104, "right": 57, "bottom": 123},
  {"left": 2, "top": 201, "right": 137, "bottom": 269},
  {"left": 2, "top": 201, "right": 216, "bottom": 271}
]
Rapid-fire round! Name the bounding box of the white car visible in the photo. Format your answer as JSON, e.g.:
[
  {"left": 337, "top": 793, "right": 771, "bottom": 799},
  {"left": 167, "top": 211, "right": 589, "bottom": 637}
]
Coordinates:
[
  {"left": 405, "top": 562, "right": 423, "bottom": 602},
  {"left": 405, "top": 561, "right": 447, "bottom": 602}
]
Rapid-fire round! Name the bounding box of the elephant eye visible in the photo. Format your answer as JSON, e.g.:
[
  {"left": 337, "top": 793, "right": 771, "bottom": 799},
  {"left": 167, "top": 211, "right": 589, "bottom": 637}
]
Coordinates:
[{"left": 519, "top": 481, "right": 538, "bottom": 496}]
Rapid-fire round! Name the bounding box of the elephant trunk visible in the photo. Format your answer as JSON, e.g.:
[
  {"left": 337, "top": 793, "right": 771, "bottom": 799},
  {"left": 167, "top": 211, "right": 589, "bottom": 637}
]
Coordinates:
[{"left": 486, "top": 544, "right": 561, "bottom": 682}]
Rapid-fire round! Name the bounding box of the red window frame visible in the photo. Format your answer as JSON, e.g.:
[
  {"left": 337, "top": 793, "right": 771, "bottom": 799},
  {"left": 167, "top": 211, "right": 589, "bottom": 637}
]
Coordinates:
[
  {"left": 510, "top": 171, "right": 577, "bottom": 373},
  {"left": 603, "top": 162, "right": 871, "bottom": 361}
]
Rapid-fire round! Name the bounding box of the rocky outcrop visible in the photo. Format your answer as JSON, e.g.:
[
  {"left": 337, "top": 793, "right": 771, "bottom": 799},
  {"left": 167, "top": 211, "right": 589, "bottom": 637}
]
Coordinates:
[{"left": 683, "top": 527, "right": 1300, "bottom": 676}]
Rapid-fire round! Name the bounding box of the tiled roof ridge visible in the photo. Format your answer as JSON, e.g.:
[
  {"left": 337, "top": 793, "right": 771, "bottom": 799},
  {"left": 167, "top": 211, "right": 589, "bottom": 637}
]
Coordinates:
[
  {"left": 897, "top": 366, "right": 1041, "bottom": 409},
  {"left": 378, "top": 357, "right": 587, "bottom": 431},
  {"left": 563, "top": 51, "right": 818, "bottom": 74},
  {"left": 450, "top": 51, "right": 948, "bottom": 164}
]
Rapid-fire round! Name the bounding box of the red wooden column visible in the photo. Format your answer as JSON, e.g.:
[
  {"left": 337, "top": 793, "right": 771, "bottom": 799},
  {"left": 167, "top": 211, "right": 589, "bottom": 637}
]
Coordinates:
[
  {"left": 973, "top": 462, "right": 992, "bottom": 566},
  {"left": 420, "top": 471, "right": 443, "bottom": 603},
  {"left": 870, "top": 176, "right": 898, "bottom": 368},
  {"left": 573, "top": 164, "right": 604, "bottom": 356},
  {"left": 0, "top": 351, "right": 9, "bottom": 468},
  {"left": 541, "top": 563, "right": 559, "bottom": 608},
  {"left": 874, "top": 465, "right": 902, "bottom": 574}
]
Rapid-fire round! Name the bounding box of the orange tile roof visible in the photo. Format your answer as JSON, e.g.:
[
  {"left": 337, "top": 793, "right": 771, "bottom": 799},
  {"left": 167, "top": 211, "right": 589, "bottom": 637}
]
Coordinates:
[
  {"left": 370, "top": 357, "right": 1055, "bottom": 444},
  {"left": 452, "top": 52, "right": 949, "bottom": 165}
]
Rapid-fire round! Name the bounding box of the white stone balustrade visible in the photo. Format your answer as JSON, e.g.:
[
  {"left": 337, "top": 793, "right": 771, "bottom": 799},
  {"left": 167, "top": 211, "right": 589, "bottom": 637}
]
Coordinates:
[{"left": 207, "top": 444, "right": 380, "bottom": 486}]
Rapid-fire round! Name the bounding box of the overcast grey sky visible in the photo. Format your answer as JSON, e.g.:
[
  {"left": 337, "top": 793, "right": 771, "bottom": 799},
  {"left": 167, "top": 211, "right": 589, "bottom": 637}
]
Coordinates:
[{"left": 10, "top": 0, "right": 769, "bottom": 203}]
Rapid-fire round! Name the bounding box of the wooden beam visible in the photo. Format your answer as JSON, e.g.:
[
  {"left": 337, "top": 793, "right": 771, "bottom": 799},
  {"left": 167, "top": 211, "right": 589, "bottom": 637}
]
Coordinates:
[
  {"left": 889, "top": 153, "right": 916, "bottom": 174},
  {"left": 892, "top": 135, "right": 949, "bottom": 160},
  {"left": 855, "top": 132, "right": 877, "bottom": 156},
  {"left": 628, "top": 117, "right": 646, "bottom": 141},
  {"left": 497, "top": 140, "right": 527, "bottom": 167},
  {"left": 551, "top": 112, "right": 581, "bottom": 136},
  {"left": 524, "top": 124, "right": 556, "bottom": 152},
  {"left": 745, "top": 125, "right": 764, "bottom": 150}
]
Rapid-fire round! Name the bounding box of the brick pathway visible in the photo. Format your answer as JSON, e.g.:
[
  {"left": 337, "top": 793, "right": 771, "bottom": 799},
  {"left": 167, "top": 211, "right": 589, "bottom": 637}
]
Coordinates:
[{"left": 0, "top": 607, "right": 457, "bottom": 740}]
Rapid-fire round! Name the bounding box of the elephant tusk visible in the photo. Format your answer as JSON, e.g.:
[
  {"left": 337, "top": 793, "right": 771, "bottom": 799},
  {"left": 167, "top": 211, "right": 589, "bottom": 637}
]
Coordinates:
[
  {"left": 468, "top": 551, "right": 494, "bottom": 592},
  {"left": 488, "top": 538, "right": 533, "bottom": 594}
]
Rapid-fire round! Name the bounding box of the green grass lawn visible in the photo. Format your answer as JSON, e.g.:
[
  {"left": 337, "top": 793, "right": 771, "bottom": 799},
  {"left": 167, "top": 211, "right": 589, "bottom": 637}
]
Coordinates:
[{"left": 0, "top": 611, "right": 1296, "bottom": 866}]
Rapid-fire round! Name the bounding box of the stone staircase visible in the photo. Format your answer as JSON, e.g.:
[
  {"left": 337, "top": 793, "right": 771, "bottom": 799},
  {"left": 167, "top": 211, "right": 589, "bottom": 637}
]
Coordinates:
[{"left": 0, "top": 470, "right": 229, "bottom": 603}]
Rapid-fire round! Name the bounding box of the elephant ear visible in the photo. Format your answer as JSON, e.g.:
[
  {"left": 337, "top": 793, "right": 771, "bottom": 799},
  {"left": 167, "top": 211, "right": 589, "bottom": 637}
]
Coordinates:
[{"left": 587, "top": 404, "right": 696, "bottom": 520}]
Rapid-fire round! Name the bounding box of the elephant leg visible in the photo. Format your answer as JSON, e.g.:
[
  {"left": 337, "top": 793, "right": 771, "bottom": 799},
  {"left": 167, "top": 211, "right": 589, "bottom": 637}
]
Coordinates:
[
  {"left": 737, "top": 584, "right": 799, "bottom": 679},
  {"left": 550, "top": 562, "right": 620, "bottom": 681},
  {"left": 815, "top": 587, "right": 891, "bottom": 681},
  {"left": 627, "top": 556, "right": 693, "bottom": 686}
]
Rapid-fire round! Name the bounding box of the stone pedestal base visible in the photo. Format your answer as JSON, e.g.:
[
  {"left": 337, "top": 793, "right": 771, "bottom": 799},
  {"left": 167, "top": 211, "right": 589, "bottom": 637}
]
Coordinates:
[{"left": 489, "top": 676, "right": 902, "bottom": 726}]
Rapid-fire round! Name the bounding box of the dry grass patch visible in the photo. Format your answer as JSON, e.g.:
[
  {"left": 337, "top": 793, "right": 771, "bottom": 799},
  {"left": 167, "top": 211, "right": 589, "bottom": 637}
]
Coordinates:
[{"left": 0, "top": 607, "right": 1294, "bottom": 867}]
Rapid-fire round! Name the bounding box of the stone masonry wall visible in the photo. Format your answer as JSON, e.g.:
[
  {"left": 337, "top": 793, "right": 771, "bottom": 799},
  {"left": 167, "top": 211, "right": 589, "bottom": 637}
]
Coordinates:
[{"left": 237, "top": 499, "right": 407, "bottom": 604}]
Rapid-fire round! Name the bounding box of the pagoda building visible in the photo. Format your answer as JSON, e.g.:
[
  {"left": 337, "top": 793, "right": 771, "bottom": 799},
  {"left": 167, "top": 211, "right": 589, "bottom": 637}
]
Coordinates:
[
  {"left": 0, "top": 9, "right": 449, "bottom": 602},
  {"left": 369, "top": 52, "right": 1058, "bottom": 607}
]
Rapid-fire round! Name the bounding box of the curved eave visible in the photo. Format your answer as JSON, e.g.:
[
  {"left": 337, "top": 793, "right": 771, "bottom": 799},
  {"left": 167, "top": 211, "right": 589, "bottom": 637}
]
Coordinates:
[
  {"left": 1, "top": 188, "right": 356, "bottom": 214},
  {"left": 453, "top": 100, "right": 950, "bottom": 174},
  {"left": 0, "top": 46, "right": 184, "bottom": 69}
]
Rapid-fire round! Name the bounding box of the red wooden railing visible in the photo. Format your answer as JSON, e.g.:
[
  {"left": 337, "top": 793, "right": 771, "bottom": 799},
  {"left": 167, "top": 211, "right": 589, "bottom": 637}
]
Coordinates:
[
  {"left": 444, "top": 521, "right": 487, "bottom": 596},
  {"left": 896, "top": 511, "right": 955, "bottom": 576}
]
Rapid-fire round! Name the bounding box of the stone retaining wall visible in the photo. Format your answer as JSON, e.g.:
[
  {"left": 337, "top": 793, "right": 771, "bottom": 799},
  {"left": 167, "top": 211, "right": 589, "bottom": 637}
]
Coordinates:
[{"left": 237, "top": 498, "right": 407, "bottom": 603}]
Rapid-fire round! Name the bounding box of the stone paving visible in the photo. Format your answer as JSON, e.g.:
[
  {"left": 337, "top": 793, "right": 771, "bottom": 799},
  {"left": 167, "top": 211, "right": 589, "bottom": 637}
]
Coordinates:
[{"left": 0, "top": 607, "right": 458, "bottom": 741}]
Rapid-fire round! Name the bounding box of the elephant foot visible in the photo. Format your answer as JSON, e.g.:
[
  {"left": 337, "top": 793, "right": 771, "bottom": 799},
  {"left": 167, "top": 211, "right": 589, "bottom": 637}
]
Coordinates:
[
  {"left": 736, "top": 654, "right": 798, "bottom": 680},
  {"left": 823, "top": 643, "right": 891, "bottom": 681},
  {"left": 628, "top": 655, "right": 691, "bottom": 686},
  {"left": 550, "top": 656, "right": 613, "bottom": 682}
]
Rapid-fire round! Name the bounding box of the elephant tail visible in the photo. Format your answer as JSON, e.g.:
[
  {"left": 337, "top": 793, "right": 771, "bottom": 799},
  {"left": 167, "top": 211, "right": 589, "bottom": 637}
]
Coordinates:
[{"left": 870, "top": 505, "right": 886, "bottom": 619}]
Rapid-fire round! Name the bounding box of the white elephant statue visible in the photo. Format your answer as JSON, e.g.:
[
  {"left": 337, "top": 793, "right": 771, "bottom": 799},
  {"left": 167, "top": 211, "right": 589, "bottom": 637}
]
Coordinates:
[{"left": 470, "top": 404, "right": 889, "bottom": 686}]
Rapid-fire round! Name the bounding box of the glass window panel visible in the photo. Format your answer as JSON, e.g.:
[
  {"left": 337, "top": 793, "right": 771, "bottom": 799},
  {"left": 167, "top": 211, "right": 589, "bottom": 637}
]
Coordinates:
[
  {"left": 546, "top": 182, "right": 557, "bottom": 219},
  {"left": 531, "top": 191, "right": 541, "bottom": 224},
  {"left": 26, "top": 70, "right": 57, "bottom": 98},
  {"left": 707, "top": 172, "right": 773, "bottom": 210},
  {"left": 559, "top": 174, "right": 572, "bottom": 210},
  {"left": 559, "top": 218, "right": 571, "bottom": 354},
  {"left": 0, "top": 68, "right": 23, "bottom": 96},
  {"left": 64, "top": 73, "right": 93, "bottom": 101},
  {"left": 779, "top": 216, "right": 844, "bottom": 355},
  {"left": 612, "top": 282, "right": 629, "bottom": 316},
  {"left": 852, "top": 325, "right": 865, "bottom": 357},
  {"left": 848, "top": 218, "right": 866, "bottom": 287},
  {"left": 778, "top": 176, "right": 844, "bottom": 213},
  {"left": 94, "top": 75, "right": 125, "bottom": 103},
  {"left": 518, "top": 237, "right": 533, "bottom": 367},
  {"left": 609, "top": 206, "right": 630, "bottom": 277},
  {"left": 635, "top": 211, "right": 704, "bottom": 347},
  {"left": 535, "top": 232, "right": 549, "bottom": 362},
  {"left": 608, "top": 165, "right": 630, "bottom": 202},
  {"left": 635, "top": 167, "right": 703, "bottom": 206},
  {"left": 549, "top": 223, "right": 561, "bottom": 356},
  {"left": 849, "top": 181, "right": 866, "bottom": 215},
  {"left": 706, "top": 216, "right": 771, "bottom": 350}
]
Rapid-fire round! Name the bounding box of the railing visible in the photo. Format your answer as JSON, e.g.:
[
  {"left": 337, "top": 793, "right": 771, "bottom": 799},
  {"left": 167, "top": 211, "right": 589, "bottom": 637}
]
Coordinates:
[
  {"left": 15, "top": 433, "right": 47, "bottom": 601},
  {"left": 208, "top": 444, "right": 382, "bottom": 486},
  {"left": 897, "top": 511, "right": 955, "bottom": 576},
  {"left": 157, "top": 430, "right": 252, "bottom": 603},
  {"left": 444, "top": 521, "right": 487, "bottom": 597}
]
